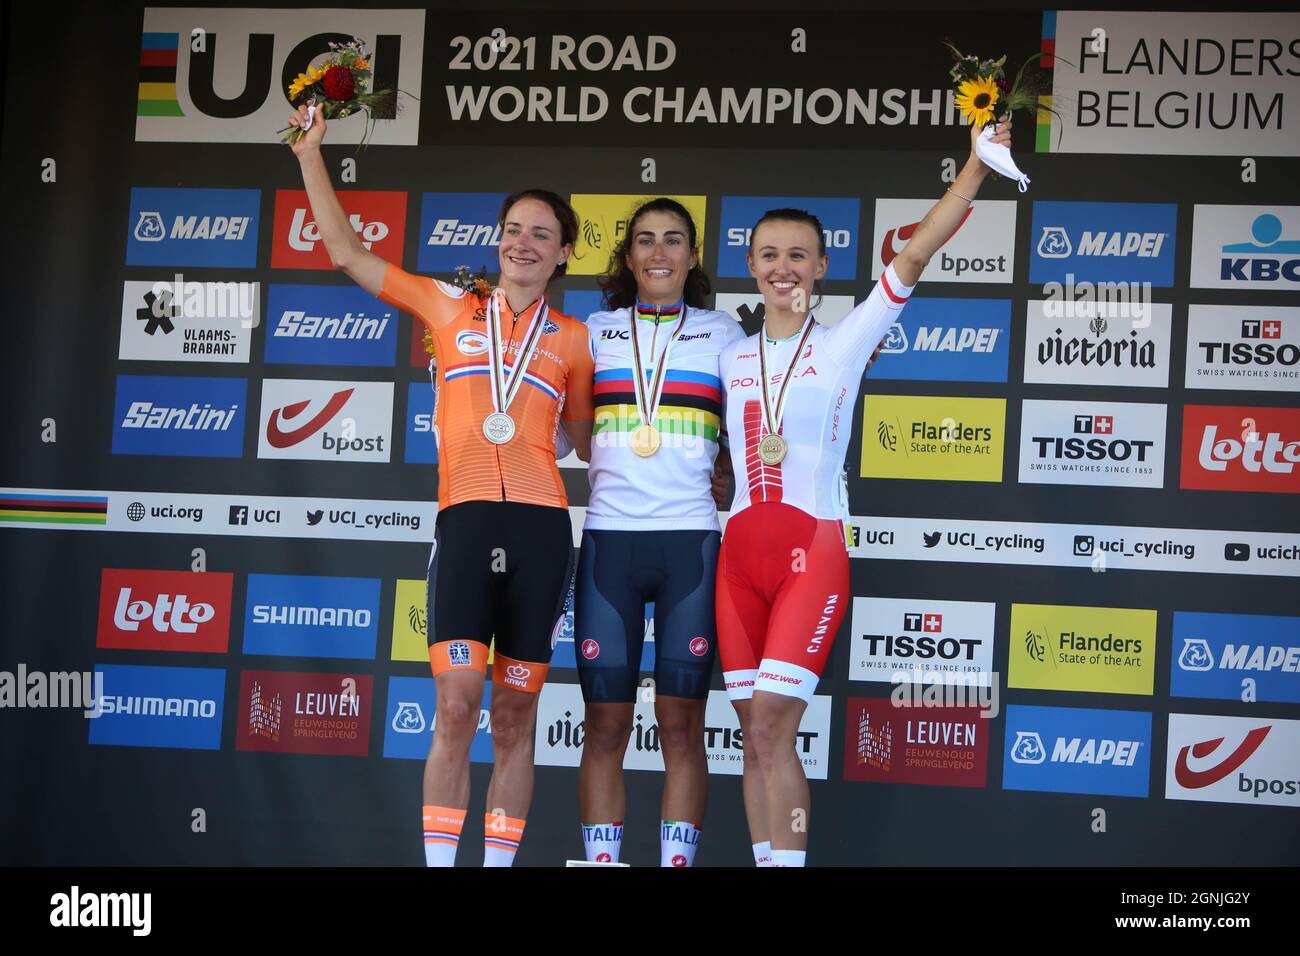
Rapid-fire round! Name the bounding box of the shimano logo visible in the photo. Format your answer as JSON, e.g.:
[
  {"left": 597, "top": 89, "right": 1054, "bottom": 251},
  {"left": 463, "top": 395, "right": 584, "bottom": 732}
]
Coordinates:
[{"left": 251, "top": 605, "right": 372, "bottom": 628}]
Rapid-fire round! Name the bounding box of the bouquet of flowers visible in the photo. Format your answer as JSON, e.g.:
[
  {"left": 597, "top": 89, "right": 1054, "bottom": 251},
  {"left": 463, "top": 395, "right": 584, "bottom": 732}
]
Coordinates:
[
  {"left": 423, "top": 265, "right": 493, "bottom": 358},
  {"left": 278, "top": 38, "right": 406, "bottom": 151},
  {"left": 944, "top": 41, "right": 1055, "bottom": 128}
]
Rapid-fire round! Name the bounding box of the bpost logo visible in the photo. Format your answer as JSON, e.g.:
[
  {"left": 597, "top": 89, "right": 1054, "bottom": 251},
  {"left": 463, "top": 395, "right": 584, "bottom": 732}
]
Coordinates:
[
  {"left": 135, "top": 8, "right": 424, "bottom": 144},
  {"left": 1008, "top": 604, "right": 1157, "bottom": 696},
  {"left": 271, "top": 190, "right": 406, "bottom": 270},
  {"left": 257, "top": 379, "right": 394, "bottom": 463},
  {"left": 1171, "top": 612, "right": 1300, "bottom": 705},
  {"left": 1191, "top": 206, "right": 1300, "bottom": 290},
  {"left": 843, "top": 697, "right": 988, "bottom": 788},
  {"left": 718, "top": 196, "right": 860, "bottom": 279},
  {"left": 96, "top": 569, "right": 233, "bottom": 653},
  {"left": 112, "top": 375, "right": 247, "bottom": 458},
  {"left": 88, "top": 664, "right": 225, "bottom": 751},
  {"left": 871, "top": 298, "right": 1011, "bottom": 383},
  {"left": 264, "top": 285, "right": 397, "bottom": 367},
  {"left": 1180, "top": 405, "right": 1300, "bottom": 494},
  {"left": 416, "top": 192, "right": 507, "bottom": 273},
  {"left": 1185, "top": 305, "right": 1300, "bottom": 392},
  {"left": 243, "top": 574, "right": 380, "bottom": 660},
  {"left": 1023, "top": 300, "right": 1172, "bottom": 388},
  {"left": 236, "top": 670, "right": 373, "bottom": 756},
  {"left": 567, "top": 194, "right": 707, "bottom": 277},
  {"left": 1002, "top": 705, "right": 1151, "bottom": 798},
  {"left": 389, "top": 579, "right": 430, "bottom": 662},
  {"left": 849, "top": 597, "right": 995, "bottom": 686},
  {"left": 119, "top": 279, "right": 256, "bottom": 363},
  {"left": 126, "top": 188, "right": 260, "bottom": 268},
  {"left": 1018, "top": 399, "right": 1167, "bottom": 489},
  {"left": 1166, "top": 713, "right": 1300, "bottom": 808},
  {"left": 872, "top": 198, "right": 1016, "bottom": 284},
  {"left": 1029, "top": 201, "right": 1176, "bottom": 286},
  {"left": 405, "top": 381, "right": 439, "bottom": 465},
  {"left": 860, "top": 395, "right": 1005, "bottom": 482},
  {"left": 382, "top": 677, "right": 494, "bottom": 762}
]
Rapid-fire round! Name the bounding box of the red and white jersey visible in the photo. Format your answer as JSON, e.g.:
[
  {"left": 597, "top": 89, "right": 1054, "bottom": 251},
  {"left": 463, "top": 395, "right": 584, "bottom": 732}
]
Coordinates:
[{"left": 720, "top": 263, "right": 913, "bottom": 521}]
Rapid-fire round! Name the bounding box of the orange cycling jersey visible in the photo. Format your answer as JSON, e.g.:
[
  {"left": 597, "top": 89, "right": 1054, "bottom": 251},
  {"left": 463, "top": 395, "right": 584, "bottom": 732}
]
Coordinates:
[{"left": 379, "top": 263, "right": 594, "bottom": 508}]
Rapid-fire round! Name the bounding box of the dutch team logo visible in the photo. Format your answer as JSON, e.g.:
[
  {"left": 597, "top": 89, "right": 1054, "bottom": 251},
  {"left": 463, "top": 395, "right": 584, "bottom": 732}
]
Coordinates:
[{"left": 448, "top": 641, "right": 473, "bottom": 667}]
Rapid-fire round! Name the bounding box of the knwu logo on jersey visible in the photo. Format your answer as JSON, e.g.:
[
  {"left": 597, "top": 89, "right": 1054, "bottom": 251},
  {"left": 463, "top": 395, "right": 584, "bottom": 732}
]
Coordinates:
[
  {"left": 873, "top": 298, "right": 1010, "bottom": 383},
  {"left": 848, "top": 597, "right": 995, "bottom": 686},
  {"left": 1018, "top": 399, "right": 1167, "bottom": 489},
  {"left": 1003, "top": 704, "right": 1151, "bottom": 798},
  {"left": 1009, "top": 604, "right": 1157, "bottom": 696},
  {"left": 271, "top": 190, "right": 406, "bottom": 270},
  {"left": 1024, "top": 300, "right": 1172, "bottom": 388},
  {"left": 872, "top": 198, "right": 1016, "bottom": 284},
  {"left": 1180, "top": 405, "right": 1300, "bottom": 494},
  {"left": 257, "top": 379, "right": 394, "bottom": 462},
  {"left": 718, "top": 196, "right": 860, "bottom": 279},
  {"left": 126, "top": 188, "right": 260, "bottom": 268},
  {"left": 416, "top": 192, "right": 507, "bottom": 273},
  {"left": 112, "top": 375, "right": 247, "bottom": 458},
  {"left": 1184, "top": 305, "right": 1300, "bottom": 392},
  {"left": 1166, "top": 713, "right": 1300, "bottom": 808},
  {"left": 1190, "top": 206, "right": 1300, "bottom": 290},
  {"left": 1029, "top": 201, "right": 1176, "bottom": 286},
  {"left": 88, "top": 664, "right": 226, "bottom": 751},
  {"left": 243, "top": 574, "right": 380, "bottom": 660},
  {"left": 265, "top": 285, "right": 397, "bottom": 367},
  {"left": 1171, "top": 612, "right": 1300, "bottom": 705},
  {"left": 96, "top": 568, "right": 233, "bottom": 654},
  {"left": 134, "top": 8, "right": 424, "bottom": 144},
  {"left": 860, "top": 395, "right": 1006, "bottom": 482}
]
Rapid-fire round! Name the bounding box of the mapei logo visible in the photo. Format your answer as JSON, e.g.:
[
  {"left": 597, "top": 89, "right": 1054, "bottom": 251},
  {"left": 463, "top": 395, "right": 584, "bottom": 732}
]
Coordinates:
[
  {"left": 135, "top": 9, "right": 424, "bottom": 145},
  {"left": 417, "top": 192, "right": 507, "bottom": 272},
  {"left": 1166, "top": 713, "right": 1300, "bottom": 807},
  {"left": 1181, "top": 405, "right": 1300, "bottom": 494},
  {"left": 1191, "top": 206, "right": 1300, "bottom": 290},
  {"left": 271, "top": 190, "right": 406, "bottom": 270},
  {"left": 869, "top": 299, "right": 1011, "bottom": 384},
  {"left": 718, "top": 196, "right": 860, "bottom": 279},
  {"left": 97, "top": 569, "right": 233, "bottom": 653},
  {"left": 258, "top": 379, "right": 394, "bottom": 463},
  {"left": 1177, "top": 638, "right": 1215, "bottom": 672},
  {"left": 1003, "top": 704, "right": 1152, "bottom": 797},
  {"left": 112, "top": 375, "right": 247, "bottom": 459},
  {"left": 1029, "top": 202, "right": 1177, "bottom": 286},
  {"left": 126, "top": 188, "right": 260, "bottom": 268},
  {"left": 1170, "top": 612, "right": 1300, "bottom": 705},
  {"left": 392, "top": 701, "right": 426, "bottom": 734}
]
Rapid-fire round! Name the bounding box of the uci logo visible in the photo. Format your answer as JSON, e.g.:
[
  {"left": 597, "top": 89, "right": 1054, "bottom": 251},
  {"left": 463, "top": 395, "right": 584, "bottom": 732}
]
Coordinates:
[
  {"left": 1038, "top": 227, "right": 1072, "bottom": 259},
  {"left": 456, "top": 331, "right": 488, "bottom": 355},
  {"left": 600, "top": 329, "right": 630, "bottom": 340},
  {"left": 392, "top": 701, "right": 426, "bottom": 734},
  {"left": 1178, "top": 638, "right": 1215, "bottom": 672}
]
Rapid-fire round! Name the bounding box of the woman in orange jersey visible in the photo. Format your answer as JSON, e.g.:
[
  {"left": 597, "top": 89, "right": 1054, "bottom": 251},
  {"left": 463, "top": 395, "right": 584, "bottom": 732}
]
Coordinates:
[{"left": 287, "top": 104, "right": 594, "bottom": 867}]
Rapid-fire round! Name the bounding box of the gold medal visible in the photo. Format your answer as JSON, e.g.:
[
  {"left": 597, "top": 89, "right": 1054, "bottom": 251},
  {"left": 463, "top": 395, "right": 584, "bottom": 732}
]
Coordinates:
[
  {"left": 758, "top": 433, "right": 787, "bottom": 465},
  {"left": 630, "top": 423, "right": 661, "bottom": 457}
]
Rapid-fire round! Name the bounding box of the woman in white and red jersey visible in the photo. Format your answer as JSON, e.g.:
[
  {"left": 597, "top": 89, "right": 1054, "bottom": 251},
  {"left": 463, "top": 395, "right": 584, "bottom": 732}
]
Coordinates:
[{"left": 716, "top": 116, "right": 1014, "bottom": 867}]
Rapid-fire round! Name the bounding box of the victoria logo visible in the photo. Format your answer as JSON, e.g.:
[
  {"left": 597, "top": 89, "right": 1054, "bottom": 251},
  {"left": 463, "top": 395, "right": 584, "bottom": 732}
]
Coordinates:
[
  {"left": 266, "top": 388, "right": 353, "bottom": 448},
  {"left": 392, "top": 701, "right": 426, "bottom": 734},
  {"left": 1010, "top": 730, "right": 1046, "bottom": 764},
  {"left": 1177, "top": 638, "right": 1215, "bottom": 672},
  {"left": 1173, "top": 726, "right": 1271, "bottom": 788},
  {"left": 1038, "top": 227, "right": 1072, "bottom": 258}
]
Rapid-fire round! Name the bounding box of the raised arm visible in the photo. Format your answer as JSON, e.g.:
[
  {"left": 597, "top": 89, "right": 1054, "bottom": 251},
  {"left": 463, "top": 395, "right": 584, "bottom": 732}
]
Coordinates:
[
  {"left": 891, "top": 114, "right": 1012, "bottom": 287},
  {"left": 288, "top": 104, "right": 387, "bottom": 297}
]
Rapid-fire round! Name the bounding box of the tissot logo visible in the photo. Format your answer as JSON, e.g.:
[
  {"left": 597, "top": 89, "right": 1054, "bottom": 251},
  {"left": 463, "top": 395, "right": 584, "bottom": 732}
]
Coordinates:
[
  {"left": 849, "top": 597, "right": 994, "bottom": 685},
  {"left": 1019, "top": 400, "right": 1166, "bottom": 489},
  {"left": 1185, "top": 305, "right": 1300, "bottom": 392}
]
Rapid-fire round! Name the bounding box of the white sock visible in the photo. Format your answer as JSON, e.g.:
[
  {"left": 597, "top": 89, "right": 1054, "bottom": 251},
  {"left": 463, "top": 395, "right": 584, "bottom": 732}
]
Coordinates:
[
  {"left": 582, "top": 821, "right": 624, "bottom": 863},
  {"left": 771, "top": 849, "right": 806, "bottom": 868},
  {"left": 483, "top": 813, "right": 525, "bottom": 867},
  {"left": 752, "top": 841, "right": 773, "bottom": 867},
  {"left": 422, "top": 805, "right": 465, "bottom": 868},
  {"left": 661, "top": 819, "right": 702, "bottom": 867}
]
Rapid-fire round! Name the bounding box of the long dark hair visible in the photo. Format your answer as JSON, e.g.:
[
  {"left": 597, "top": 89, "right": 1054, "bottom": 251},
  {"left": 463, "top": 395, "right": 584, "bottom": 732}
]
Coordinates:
[
  {"left": 598, "top": 197, "right": 712, "bottom": 310},
  {"left": 498, "top": 188, "right": 579, "bottom": 280},
  {"left": 749, "top": 207, "right": 828, "bottom": 309}
]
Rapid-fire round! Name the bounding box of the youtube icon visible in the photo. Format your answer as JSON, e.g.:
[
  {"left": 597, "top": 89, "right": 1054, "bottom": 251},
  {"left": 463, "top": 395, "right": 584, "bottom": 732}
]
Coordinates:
[{"left": 1224, "top": 543, "right": 1250, "bottom": 562}]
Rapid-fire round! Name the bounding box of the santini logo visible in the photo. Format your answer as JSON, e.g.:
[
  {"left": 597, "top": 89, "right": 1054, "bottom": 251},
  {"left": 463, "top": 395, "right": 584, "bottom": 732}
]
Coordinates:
[{"left": 50, "top": 886, "right": 151, "bottom": 936}]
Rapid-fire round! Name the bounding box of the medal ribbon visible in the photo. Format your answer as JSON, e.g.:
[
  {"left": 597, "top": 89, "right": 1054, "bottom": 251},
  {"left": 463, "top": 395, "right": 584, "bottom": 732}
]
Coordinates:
[
  {"left": 757, "top": 315, "right": 815, "bottom": 438},
  {"left": 486, "top": 291, "right": 549, "bottom": 417},
  {"left": 629, "top": 302, "right": 689, "bottom": 430}
]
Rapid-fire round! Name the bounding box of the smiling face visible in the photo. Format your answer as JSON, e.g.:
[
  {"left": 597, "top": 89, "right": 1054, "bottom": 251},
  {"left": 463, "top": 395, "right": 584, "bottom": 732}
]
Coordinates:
[
  {"left": 747, "top": 219, "right": 828, "bottom": 314},
  {"left": 498, "top": 198, "right": 573, "bottom": 289},
  {"left": 625, "top": 209, "right": 698, "bottom": 306}
]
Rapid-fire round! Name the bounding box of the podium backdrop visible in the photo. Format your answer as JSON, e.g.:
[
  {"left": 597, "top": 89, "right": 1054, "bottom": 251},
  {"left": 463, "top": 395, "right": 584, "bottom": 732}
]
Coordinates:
[{"left": 2, "top": 1, "right": 1298, "bottom": 865}]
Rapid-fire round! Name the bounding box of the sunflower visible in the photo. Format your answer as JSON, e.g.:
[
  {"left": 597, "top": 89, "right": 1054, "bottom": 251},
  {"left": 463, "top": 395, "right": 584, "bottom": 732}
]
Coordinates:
[
  {"left": 955, "top": 75, "right": 1000, "bottom": 127},
  {"left": 287, "top": 64, "right": 325, "bottom": 100}
]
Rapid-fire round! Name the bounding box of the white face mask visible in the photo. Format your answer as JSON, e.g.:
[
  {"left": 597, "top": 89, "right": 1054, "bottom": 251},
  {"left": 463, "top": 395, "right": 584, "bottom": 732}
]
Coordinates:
[{"left": 976, "top": 124, "right": 1031, "bottom": 192}]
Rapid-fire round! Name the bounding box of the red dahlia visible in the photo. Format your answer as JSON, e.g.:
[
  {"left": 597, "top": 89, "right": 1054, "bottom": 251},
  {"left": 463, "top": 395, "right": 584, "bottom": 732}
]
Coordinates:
[{"left": 322, "top": 65, "right": 355, "bottom": 101}]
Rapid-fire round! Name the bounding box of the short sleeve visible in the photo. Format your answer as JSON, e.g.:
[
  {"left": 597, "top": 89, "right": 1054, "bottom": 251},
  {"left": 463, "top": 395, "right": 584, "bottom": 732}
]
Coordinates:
[
  {"left": 377, "top": 262, "right": 466, "bottom": 333},
  {"left": 562, "top": 322, "right": 595, "bottom": 422}
]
